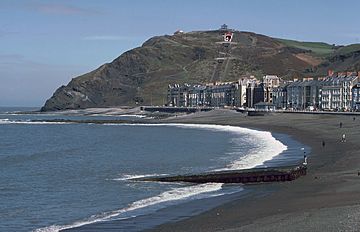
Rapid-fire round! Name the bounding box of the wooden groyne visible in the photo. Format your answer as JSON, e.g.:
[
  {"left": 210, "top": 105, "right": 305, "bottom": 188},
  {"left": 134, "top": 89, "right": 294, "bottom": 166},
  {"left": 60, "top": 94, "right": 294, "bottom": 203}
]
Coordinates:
[{"left": 136, "top": 165, "right": 307, "bottom": 184}]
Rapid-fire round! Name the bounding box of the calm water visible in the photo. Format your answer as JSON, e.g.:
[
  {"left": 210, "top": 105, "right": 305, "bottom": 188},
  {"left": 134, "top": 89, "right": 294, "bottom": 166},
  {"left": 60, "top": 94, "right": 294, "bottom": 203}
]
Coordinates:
[{"left": 0, "top": 107, "right": 307, "bottom": 232}]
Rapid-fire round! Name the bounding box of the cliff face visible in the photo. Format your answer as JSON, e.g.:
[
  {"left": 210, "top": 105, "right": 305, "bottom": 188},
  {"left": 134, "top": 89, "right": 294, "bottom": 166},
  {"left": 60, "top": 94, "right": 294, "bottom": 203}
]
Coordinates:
[{"left": 41, "top": 30, "right": 360, "bottom": 111}]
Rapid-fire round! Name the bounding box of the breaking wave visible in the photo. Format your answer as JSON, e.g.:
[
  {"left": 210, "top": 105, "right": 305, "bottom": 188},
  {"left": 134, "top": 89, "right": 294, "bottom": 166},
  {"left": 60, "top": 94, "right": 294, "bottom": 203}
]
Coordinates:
[
  {"left": 111, "top": 173, "right": 168, "bottom": 181},
  {"left": 115, "top": 123, "right": 287, "bottom": 170},
  {"left": 34, "top": 183, "right": 228, "bottom": 232},
  {"left": 34, "top": 123, "right": 285, "bottom": 232},
  {"left": 0, "top": 119, "right": 69, "bottom": 125}
]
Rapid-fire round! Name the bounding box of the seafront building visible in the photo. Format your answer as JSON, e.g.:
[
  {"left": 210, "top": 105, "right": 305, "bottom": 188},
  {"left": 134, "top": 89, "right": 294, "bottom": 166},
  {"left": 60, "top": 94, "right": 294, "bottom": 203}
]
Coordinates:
[
  {"left": 167, "top": 84, "right": 207, "bottom": 107},
  {"left": 168, "top": 71, "right": 360, "bottom": 111},
  {"left": 286, "top": 79, "right": 321, "bottom": 110},
  {"left": 262, "top": 75, "right": 280, "bottom": 103},
  {"left": 167, "top": 76, "right": 258, "bottom": 107},
  {"left": 272, "top": 84, "right": 288, "bottom": 109},
  {"left": 351, "top": 83, "right": 360, "bottom": 110},
  {"left": 273, "top": 73, "right": 359, "bottom": 111},
  {"left": 238, "top": 77, "right": 257, "bottom": 106},
  {"left": 207, "top": 82, "right": 237, "bottom": 107},
  {"left": 245, "top": 82, "right": 264, "bottom": 108},
  {"left": 319, "top": 74, "right": 358, "bottom": 111}
]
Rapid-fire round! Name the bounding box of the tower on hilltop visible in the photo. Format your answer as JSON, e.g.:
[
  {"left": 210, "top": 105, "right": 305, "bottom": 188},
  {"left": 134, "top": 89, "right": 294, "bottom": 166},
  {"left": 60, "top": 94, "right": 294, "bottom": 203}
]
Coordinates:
[{"left": 220, "top": 24, "right": 228, "bottom": 31}]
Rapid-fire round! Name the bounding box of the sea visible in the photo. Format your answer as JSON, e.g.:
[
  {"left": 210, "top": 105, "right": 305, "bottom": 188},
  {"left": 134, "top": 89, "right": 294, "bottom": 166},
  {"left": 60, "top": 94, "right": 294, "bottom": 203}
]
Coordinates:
[{"left": 0, "top": 107, "right": 309, "bottom": 232}]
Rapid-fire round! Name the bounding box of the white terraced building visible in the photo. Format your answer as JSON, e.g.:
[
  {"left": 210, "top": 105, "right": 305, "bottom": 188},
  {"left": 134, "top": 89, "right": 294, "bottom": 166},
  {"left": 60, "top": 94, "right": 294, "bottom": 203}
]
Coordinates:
[
  {"left": 273, "top": 73, "right": 359, "bottom": 111},
  {"left": 351, "top": 83, "right": 360, "bottom": 110},
  {"left": 320, "top": 75, "right": 358, "bottom": 111}
]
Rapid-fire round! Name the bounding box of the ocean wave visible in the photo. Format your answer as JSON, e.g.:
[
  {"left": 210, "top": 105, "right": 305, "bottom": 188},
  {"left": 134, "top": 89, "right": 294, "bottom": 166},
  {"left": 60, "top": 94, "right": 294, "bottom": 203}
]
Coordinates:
[
  {"left": 84, "top": 114, "right": 150, "bottom": 118},
  {"left": 112, "top": 123, "right": 288, "bottom": 170},
  {"left": 111, "top": 173, "right": 168, "bottom": 181},
  {"left": 34, "top": 183, "right": 226, "bottom": 232},
  {"left": 117, "top": 114, "right": 148, "bottom": 118},
  {"left": 0, "top": 118, "right": 10, "bottom": 123},
  {"left": 34, "top": 123, "right": 285, "bottom": 232},
  {"left": 172, "top": 124, "right": 287, "bottom": 170},
  {"left": 0, "top": 119, "right": 69, "bottom": 125}
]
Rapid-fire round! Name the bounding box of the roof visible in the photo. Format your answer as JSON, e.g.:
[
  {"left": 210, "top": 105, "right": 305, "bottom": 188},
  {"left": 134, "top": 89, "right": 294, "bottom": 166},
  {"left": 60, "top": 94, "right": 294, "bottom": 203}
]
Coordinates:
[
  {"left": 352, "top": 82, "right": 360, "bottom": 89},
  {"left": 287, "top": 75, "right": 359, "bottom": 88}
]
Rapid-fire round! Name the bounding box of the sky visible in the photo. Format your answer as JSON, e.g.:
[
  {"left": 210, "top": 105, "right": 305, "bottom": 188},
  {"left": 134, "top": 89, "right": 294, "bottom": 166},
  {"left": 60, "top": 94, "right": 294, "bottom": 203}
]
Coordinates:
[{"left": 1, "top": 0, "right": 360, "bottom": 107}]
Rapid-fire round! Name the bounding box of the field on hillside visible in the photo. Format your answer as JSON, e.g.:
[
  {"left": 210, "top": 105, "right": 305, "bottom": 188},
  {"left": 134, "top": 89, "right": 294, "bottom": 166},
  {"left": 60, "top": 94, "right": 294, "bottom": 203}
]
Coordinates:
[
  {"left": 277, "top": 38, "right": 335, "bottom": 56},
  {"left": 335, "top": 44, "right": 360, "bottom": 55}
]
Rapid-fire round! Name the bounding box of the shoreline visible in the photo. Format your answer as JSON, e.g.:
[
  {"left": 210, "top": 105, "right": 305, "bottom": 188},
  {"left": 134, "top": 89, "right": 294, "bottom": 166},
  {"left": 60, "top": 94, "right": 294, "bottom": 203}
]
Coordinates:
[
  {"left": 61, "top": 118, "right": 305, "bottom": 232},
  {"left": 4, "top": 108, "right": 360, "bottom": 231},
  {"left": 145, "top": 109, "right": 360, "bottom": 232}
]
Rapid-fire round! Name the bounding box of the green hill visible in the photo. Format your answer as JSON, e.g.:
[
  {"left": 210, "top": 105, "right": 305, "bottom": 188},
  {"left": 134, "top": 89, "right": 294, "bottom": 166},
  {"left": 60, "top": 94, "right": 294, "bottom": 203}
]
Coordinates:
[
  {"left": 276, "top": 38, "right": 335, "bottom": 56},
  {"left": 335, "top": 44, "right": 360, "bottom": 55}
]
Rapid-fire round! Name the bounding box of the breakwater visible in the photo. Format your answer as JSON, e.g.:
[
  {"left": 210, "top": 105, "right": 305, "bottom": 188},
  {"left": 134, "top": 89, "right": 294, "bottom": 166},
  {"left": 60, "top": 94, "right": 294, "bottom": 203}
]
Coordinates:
[{"left": 136, "top": 165, "right": 307, "bottom": 184}]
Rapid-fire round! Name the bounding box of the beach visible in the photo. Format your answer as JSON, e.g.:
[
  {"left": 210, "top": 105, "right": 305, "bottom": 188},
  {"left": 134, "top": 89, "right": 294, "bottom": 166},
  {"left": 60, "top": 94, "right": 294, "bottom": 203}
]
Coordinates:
[
  {"left": 147, "top": 109, "right": 360, "bottom": 232},
  {"left": 3, "top": 107, "right": 359, "bottom": 231}
]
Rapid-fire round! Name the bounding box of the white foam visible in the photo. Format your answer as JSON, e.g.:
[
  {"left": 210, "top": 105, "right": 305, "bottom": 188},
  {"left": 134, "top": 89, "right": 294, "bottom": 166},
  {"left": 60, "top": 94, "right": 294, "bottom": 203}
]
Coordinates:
[
  {"left": 34, "top": 123, "right": 286, "bottom": 232},
  {"left": 34, "top": 183, "right": 225, "bottom": 232},
  {"left": 117, "top": 114, "right": 147, "bottom": 118},
  {"left": 0, "top": 118, "right": 9, "bottom": 123},
  {"left": 84, "top": 114, "right": 149, "bottom": 118},
  {"left": 1, "top": 113, "right": 20, "bottom": 116},
  {"left": 173, "top": 124, "right": 287, "bottom": 170},
  {"left": 112, "top": 173, "right": 167, "bottom": 181},
  {"left": 1, "top": 112, "right": 57, "bottom": 116},
  {"left": 112, "top": 123, "right": 287, "bottom": 170},
  {"left": 0, "top": 119, "right": 69, "bottom": 125}
]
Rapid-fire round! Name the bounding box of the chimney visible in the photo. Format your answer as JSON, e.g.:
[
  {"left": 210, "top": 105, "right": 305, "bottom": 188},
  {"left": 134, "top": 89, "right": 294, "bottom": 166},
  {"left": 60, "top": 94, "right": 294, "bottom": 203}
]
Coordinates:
[{"left": 328, "top": 69, "right": 334, "bottom": 77}]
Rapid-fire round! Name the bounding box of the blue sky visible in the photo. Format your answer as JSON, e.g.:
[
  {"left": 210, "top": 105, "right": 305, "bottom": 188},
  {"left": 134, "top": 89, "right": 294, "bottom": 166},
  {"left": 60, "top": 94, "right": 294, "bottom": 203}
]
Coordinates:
[{"left": 1, "top": 0, "right": 360, "bottom": 106}]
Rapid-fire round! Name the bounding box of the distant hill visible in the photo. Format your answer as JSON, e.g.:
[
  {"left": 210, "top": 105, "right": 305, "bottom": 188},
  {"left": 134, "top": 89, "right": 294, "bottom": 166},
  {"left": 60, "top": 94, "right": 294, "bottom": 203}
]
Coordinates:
[{"left": 41, "top": 30, "right": 360, "bottom": 111}]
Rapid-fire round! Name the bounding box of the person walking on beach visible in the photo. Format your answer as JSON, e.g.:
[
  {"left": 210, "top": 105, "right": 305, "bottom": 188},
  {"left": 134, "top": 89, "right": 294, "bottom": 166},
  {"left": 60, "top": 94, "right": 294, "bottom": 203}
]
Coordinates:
[
  {"left": 303, "top": 154, "right": 308, "bottom": 165},
  {"left": 341, "top": 133, "right": 346, "bottom": 142},
  {"left": 322, "top": 140, "right": 325, "bottom": 147}
]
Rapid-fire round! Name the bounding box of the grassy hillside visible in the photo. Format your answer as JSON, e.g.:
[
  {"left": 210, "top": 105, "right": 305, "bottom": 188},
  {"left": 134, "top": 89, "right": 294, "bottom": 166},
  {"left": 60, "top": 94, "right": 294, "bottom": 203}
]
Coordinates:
[
  {"left": 276, "top": 38, "right": 335, "bottom": 56},
  {"left": 335, "top": 44, "right": 360, "bottom": 55}
]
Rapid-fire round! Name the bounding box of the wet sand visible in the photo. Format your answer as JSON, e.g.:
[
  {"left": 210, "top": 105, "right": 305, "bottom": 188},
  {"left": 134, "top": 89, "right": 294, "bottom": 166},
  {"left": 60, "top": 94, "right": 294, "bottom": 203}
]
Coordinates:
[{"left": 147, "top": 109, "right": 360, "bottom": 232}]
